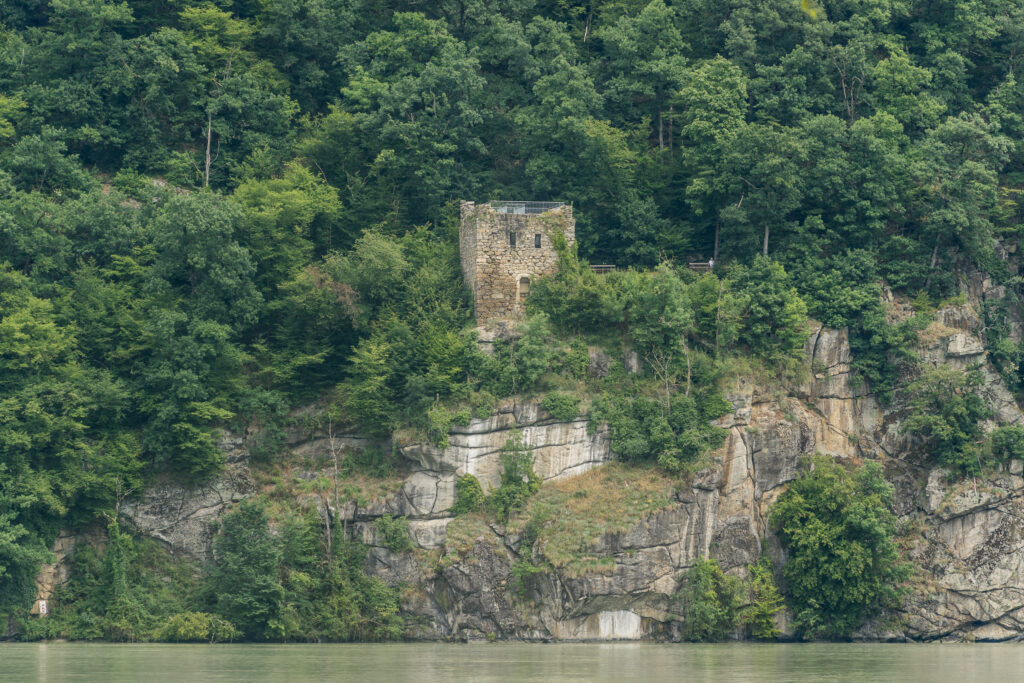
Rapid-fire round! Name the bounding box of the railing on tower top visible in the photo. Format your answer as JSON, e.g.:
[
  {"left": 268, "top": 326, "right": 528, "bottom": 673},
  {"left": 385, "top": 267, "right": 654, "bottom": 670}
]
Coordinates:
[{"left": 490, "top": 200, "right": 566, "bottom": 215}]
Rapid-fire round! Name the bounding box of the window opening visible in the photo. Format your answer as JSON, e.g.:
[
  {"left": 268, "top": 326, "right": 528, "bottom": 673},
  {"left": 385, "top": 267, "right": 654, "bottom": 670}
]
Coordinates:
[
  {"left": 509, "top": 231, "right": 516, "bottom": 248},
  {"left": 534, "top": 233, "right": 542, "bottom": 248},
  {"left": 519, "top": 276, "right": 530, "bottom": 300}
]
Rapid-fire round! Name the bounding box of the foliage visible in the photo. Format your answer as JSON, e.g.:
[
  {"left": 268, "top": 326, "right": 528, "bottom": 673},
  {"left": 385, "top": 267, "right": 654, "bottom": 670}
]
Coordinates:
[
  {"left": 988, "top": 425, "right": 1024, "bottom": 464},
  {"left": 743, "top": 557, "right": 784, "bottom": 640},
  {"left": 726, "top": 256, "right": 809, "bottom": 367},
  {"left": 205, "top": 500, "right": 284, "bottom": 640},
  {"left": 452, "top": 474, "right": 485, "bottom": 515},
  {"left": 374, "top": 515, "right": 413, "bottom": 553},
  {"left": 4, "top": 0, "right": 1024, "bottom": 638},
  {"left": 900, "top": 366, "right": 992, "bottom": 475},
  {"left": 510, "top": 558, "right": 549, "bottom": 599},
  {"left": 272, "top": 512, "right": 403, "bottom": 642},
  {"left": 592, "top": 387, "right": 730, "bottom": 474},
  {"left": 673, "top": 558, "right": 744, "bottom": 642},
  {"left": 787, "top": 249, "right": 921, "bottom": 402},
  {"left": 770, "top": 457, "right": 910, "bottom": 640},
  {"left": 36, "top": 522, "right": 198, "bottom": 642},
  {"left": 156, "top": 612, "right": 239, "bottom": 643},
  {"left": 539, "top": 393, "right": 581, "bottom": 422},
  {"left": 486, "top": 430, "right": 541, "bottom": 522}
]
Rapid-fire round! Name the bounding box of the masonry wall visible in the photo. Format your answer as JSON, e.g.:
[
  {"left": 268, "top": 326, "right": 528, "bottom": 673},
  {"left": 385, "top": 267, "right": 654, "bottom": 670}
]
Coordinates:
[{"left": 459, "top": 201, "right": 575, "bottom": 321}]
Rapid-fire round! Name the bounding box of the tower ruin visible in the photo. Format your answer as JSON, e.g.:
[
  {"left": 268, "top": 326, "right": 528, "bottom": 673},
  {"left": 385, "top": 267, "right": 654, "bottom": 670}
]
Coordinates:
[{"left": 459, "top": 200, "right": 575, "bottom": 321}]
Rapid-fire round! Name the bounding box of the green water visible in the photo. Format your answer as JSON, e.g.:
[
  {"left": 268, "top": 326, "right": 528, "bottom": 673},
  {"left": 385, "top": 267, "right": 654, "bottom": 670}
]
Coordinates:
[{"left": 3, "top": 642, "right": 1022, "bottom": 682}]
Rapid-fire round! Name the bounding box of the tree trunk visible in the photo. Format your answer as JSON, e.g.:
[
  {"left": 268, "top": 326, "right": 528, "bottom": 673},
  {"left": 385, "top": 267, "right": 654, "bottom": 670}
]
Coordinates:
[
  {"left": 658, "top": 111, "right": 664, "bottom": 152},
  {"left": 762, "top": 224, "right": 770, "bottom": 256},
  {"left": 714, "top": 279, "right": 723, "bottom": 355},
  {"left": 683, "top": 341, "right": 692, "bottom": 397},
  {"left": 668, "top": 104, "right": 674, "bottom": 161},
  {"left": 924, "top": 243, "right": 940, "bottom": 291},
  {"left": 714, "top": 221, "right": 720, "bottom": 261},
  {"left": 204, "top": 111, "right": 212, "bottom": 188}
]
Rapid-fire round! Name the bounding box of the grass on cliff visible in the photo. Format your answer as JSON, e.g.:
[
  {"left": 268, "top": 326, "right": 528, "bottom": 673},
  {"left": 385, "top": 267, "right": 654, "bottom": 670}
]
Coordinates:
[
  {"left": 508, "top": 462, "right": 676, "bottom": 577},
  {"left": 255, "top": 445, "right": 406, "bottom": 510}
]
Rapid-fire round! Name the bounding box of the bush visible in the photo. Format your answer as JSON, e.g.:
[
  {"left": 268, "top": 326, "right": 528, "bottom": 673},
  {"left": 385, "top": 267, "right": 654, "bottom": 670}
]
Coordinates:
[
  {"left": 591, "top": 389, "right": 729, "bottom": 474},
  {"left": 206, "top": 501, "right": 284, "bottom": 640},
  {"left": 770, "top": 457, "right": 910, "bottom": 639},
  {"left": 426, "top": 405, "right": 472, "bottom": 448},
  {"left": 727, "top": 256, "right": 809, "bottom": 366},
  {"left": 743, "top": 557, "right": 783, "bottom": 640},
  {"left": 452, "top": 474, "right": 485, "bottom": 515},
  {"left": 673, "top": 558, "right": 744, "bottom": 641},
  {"left": 900, "top": 366, "right": 991, "bottom": 475},
  {"left": 157, "top": 612, "right": 239, "bottom": 643},
  {"left": 988, "top": 425, "right": 1024, "bottom": 464},
  {"left": 540, "top": 392, "right": 580, "bottom": 421},
  {"left": 510, "top": 559, "right": 548, "bottom": 598},
  {"left": 560, "top": 338, "right": 590, "bottom": 380},
  {"left": 486, "top": 430, "right": 541, "bottom": 521},
  {"left": 469, "top": 390, "right": 498, "bottom": 419},
  {"left": 374, "top": 515, "right": 413, "bottom": 552}
]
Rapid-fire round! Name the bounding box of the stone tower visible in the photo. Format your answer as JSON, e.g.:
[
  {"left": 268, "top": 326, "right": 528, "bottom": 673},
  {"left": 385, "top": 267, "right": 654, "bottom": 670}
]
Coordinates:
[{"left": 460, "top": 200, "right": 575, "bottom": 321}]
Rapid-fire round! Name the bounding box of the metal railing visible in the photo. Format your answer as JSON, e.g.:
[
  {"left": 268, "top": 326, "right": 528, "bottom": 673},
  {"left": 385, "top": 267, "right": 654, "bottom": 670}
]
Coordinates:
[
  {"left": 490, "top": 200, "right": 566, "bottom": 215},
  {"left": 590, "top": 265, "right": 616, "bottom": 274}
]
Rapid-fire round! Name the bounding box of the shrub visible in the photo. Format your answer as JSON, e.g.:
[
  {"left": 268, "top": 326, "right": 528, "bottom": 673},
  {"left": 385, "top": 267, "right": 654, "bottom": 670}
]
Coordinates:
[
  {"left": 486, "top": 429, "right": 541, "bottom": 522},
  {"left": 374, "top": 515, "right": 413, "bottom": 552},
  {"left": 469, "top": 390, "right": 497, "bottom": 419},
  {"left": 510, "top": 559, "right": 548, "bottom": 598},
  {"left": 426, "top": 405, "right": 472, "bottom": 448},
  {"left": 157, "top": 612, "right": 239, "bottom": 643},
  {"left": 900, "top": 366, "right": 991, "bottom": 475},
  {"left": 988, "top": 425, "right": 1024, "bottom": 464},
  {"left": 770, "top": 457, "right": 910, "bottom": 639},
  {"left": 561, "top": 338, "right": 590, "bottom": 380},
  {"left": 206, "top": 500, "right": 284, "bottom": 640},
  {"left": 540, "top": 392, "right": 580, "bottom": 421},
  {"left": 727, "top": 256, "right": 808, "bottom": 366},
  {"left": 452, "top": 474, "right": 485, "bottom": 515},
  {"left": 591, "top": 389, "right": 729, "bottom": 474},
  {"left": 673, "top": 557, "right": 743, "bottom": 641},
  {"left": 743, "top": 557, "right": 783, "bottom": 640}
]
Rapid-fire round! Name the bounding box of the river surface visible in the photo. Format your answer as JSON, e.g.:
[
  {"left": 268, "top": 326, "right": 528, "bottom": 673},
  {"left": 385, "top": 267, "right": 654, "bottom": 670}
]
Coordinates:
[{"left": 4, "top": 642, "right": 1024, "bottom": 682}]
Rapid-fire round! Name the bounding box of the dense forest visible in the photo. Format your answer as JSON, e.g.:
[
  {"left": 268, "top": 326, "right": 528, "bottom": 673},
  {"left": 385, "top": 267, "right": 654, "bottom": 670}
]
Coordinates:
[{"left": 2, "top": 0, "right": 1024, "bottom": 641}]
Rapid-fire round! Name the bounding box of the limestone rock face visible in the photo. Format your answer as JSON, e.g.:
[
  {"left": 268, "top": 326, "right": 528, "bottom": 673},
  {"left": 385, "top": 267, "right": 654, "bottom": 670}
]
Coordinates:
[
  {"left": 120, "top": 453, "right": 255, "bottom": 561},
  {"left": 399, "top": 399, "right": 611, "bottom": 494},
  {"left": 375, "top": 316, "right": 1024, "bottom": 642},
  {"left": 50, "top": 302, "right": 1024, "bottom": 643}
]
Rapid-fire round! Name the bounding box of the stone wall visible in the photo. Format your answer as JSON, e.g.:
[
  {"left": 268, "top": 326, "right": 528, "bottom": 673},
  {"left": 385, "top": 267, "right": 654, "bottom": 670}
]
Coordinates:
[{"left": 459, "top": 201, "right": 574, "bottom": 321}]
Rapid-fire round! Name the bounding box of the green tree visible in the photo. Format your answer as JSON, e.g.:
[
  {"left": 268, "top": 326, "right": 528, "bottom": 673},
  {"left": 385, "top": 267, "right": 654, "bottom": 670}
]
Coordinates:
[
  {"left": 900, "top": 366, "right": 991, "bottom": 475},
  {"left": 770, "top": 457, "right": 909, "bottom": 639},
  {"left": 673, "top": 557, "right": 743, "bottom": 641},
  {"left": 207, "top": 500, "right": 284, "bottom": 640},
  {"left": 487, "top": 429, "right": 541, "bottom": 521},
  {"left": 338, "top": 12, "right": 486, "bottom": 223},
  {"left": 744, "top": 556, "right": 783, "bottom": 640},
  {"left": 727, "top": 256, "right": 808, "bottom": 366}
]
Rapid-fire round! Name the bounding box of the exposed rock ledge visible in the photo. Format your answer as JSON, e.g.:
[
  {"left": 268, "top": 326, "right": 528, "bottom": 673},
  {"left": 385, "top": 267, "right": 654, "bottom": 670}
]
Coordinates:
[{"left": 101, "top": 313, "right": 1024, "bottom": 641}]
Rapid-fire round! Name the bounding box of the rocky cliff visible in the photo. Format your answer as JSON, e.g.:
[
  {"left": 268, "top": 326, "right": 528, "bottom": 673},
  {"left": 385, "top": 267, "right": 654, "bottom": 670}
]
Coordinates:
[{"left": 103, "top": 304, "right": 1024, "bottom": 642}]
